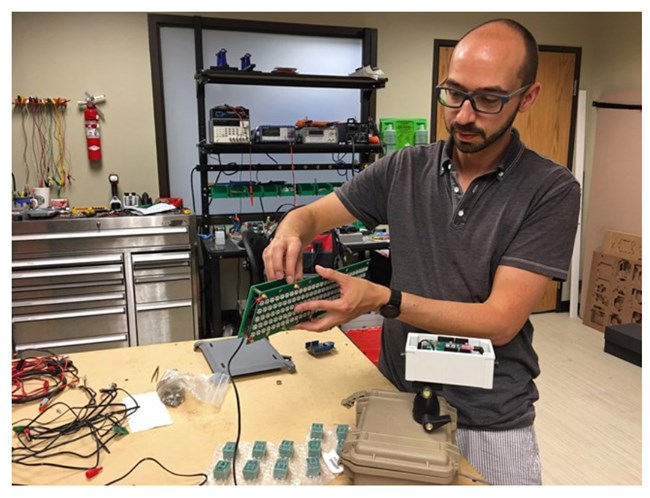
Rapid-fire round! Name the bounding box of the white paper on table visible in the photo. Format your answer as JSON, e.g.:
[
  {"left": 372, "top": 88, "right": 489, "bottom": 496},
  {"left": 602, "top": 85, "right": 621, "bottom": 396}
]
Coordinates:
[
  {"left": 126, "top": 203, "right": 177, "bottom": 216},
  {"left": 123, "top": 392, "right": 173, "bottom": 433}
]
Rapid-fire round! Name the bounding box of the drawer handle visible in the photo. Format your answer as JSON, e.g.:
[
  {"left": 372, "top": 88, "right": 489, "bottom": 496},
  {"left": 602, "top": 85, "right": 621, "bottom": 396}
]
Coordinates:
[
  {"left": 132, "top": 252, "right": 191, "bottom": 264},
  {"left": 136, "top": 300, "right": 192, "bottom": 312},
  {"left": 14, "top": 333, "right": 128, "bottom": 352},
  {"left": 12, "top": 306, "right": 126, "bottom": 323},
  {"left": 12, "top": 293, "right": 125, "bottom": 308},
  {"left": 12, "top": 254, "right": 123, "bottom": 269},
  {"left": 134, "top": 275, "right": 189, "bottom": 284},
  {"left": 12, "top": 265, "right": 124, "bottom": 280},
  {"left": 12, "top": 227, "right": 188, "bottom": 242}
]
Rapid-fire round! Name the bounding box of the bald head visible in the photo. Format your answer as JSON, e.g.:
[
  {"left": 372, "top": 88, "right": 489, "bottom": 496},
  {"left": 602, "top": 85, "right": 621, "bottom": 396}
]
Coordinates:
[{"left": 453, "top": 19, "right": 538, "bottom": 87}]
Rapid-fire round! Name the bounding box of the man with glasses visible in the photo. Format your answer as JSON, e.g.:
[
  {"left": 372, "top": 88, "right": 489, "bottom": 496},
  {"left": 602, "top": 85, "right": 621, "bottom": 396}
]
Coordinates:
[{"left": 263, "top": 19, "right": 580, "bottom": 485}]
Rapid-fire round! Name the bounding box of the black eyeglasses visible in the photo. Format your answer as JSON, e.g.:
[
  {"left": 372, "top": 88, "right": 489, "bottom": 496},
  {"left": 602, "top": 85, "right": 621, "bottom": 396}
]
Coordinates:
[{"left": 435, "top": 84, "right": 532, "bottom": 114}]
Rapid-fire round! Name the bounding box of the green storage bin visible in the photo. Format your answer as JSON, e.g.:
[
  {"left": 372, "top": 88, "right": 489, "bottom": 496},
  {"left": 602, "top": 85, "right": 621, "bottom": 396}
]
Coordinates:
[
  {"left": 316, "top": 183, "right": 334, "bottom": 195},
  {"left": 279, "top": 184, "right": 296, "bottom": 196},
  {"left": 210, "top": 184, "right": 229, "bottom": 198},
  {"left": 261, "top": 183, "right": 280, "bottom": 197},
  {"left": 228, "top": 184, "right": 249, "bottom": 198},
  {"left": 297, "top": 183, "right": 318, "bottom": 196}
]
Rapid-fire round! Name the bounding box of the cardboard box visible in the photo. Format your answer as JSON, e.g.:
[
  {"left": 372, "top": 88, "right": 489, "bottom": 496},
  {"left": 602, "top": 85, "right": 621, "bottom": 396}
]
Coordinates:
[
  {"left": 603, "top": 230, "right": 642, "bottom": 261},
  {"left": 582, "top": 251, "right": 642, "bottom": 332}
]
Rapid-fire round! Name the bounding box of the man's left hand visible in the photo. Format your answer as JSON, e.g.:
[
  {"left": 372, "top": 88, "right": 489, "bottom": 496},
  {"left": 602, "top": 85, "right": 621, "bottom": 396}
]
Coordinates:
[{"left": 292, "top": 265, "right": 388, "bottom": 332}]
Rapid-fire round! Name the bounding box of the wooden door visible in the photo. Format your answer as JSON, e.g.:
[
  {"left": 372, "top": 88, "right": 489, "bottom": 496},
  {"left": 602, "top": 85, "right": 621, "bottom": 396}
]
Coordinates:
[{"left": 432, "top": 43, "right": 581, "bottom": 312}]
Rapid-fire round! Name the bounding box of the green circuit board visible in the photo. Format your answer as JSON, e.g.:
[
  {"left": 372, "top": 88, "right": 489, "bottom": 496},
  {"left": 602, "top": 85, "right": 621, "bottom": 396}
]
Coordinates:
[{"left": 238, "top": 259, "right": 371, "bottom": 342}]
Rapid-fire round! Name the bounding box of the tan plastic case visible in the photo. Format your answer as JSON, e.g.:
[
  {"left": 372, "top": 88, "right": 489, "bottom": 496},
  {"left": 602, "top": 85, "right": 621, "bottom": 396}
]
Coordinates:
[{"left": 340, "top": 389, "right": 460, "bottom": 485}]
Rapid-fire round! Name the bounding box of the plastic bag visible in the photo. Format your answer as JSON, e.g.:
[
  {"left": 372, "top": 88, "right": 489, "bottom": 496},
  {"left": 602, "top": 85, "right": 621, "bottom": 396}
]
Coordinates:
[{"left": 156, "top": 369, "right": 230, "bottom": 409}]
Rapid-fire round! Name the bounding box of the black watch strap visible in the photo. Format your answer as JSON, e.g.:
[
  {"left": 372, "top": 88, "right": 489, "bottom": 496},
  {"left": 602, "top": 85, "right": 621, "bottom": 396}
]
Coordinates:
[{"left": 380, "top": 288, "right": 402, "bottom": 318}]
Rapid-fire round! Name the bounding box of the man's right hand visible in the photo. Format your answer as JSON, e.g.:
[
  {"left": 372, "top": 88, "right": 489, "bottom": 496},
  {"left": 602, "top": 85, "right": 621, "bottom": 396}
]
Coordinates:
[{"left": 262, "top": 233, "right": 304, "bottom": 283}]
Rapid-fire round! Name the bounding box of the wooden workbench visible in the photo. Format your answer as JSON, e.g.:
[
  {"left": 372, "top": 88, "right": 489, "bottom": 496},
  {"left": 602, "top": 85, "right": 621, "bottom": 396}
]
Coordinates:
[{"left": 11, "top": 327, "right": 483, "bottom": 486}]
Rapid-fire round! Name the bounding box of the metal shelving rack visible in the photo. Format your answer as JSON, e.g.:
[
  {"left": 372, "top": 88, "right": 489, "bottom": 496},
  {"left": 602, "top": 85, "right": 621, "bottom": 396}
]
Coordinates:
[{"left": 194, "top": 69, "right": 387, "bottom": 232}]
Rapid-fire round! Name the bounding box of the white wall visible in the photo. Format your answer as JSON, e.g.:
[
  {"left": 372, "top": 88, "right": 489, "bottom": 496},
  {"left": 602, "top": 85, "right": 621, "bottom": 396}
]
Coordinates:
[{"left": 12, "top": 12, "right": 157, "bottom": 206}]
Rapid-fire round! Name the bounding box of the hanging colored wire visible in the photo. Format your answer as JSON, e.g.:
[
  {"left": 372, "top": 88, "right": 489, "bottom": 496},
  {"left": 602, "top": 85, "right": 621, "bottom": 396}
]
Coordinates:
[{"left": 13, "top": 96, "right": 72, "bottom": 193}]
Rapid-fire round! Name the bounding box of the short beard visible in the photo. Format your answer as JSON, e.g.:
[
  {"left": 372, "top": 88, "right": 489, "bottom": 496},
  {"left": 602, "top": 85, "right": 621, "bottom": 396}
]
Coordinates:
[{"left": 446, "top": 108, "right": 518, "bottom": 154}]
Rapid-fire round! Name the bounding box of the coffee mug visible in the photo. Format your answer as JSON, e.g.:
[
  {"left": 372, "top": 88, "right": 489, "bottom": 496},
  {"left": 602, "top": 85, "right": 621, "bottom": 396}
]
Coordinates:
[{"left": 33, "top": 187, "right": 51, "bottom": 208}]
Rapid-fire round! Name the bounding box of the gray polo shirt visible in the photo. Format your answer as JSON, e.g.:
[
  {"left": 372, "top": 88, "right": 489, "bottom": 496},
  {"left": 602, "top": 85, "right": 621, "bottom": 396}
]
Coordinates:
[{"left": 335, "top": 129, "right": 581, "bottom": 430}]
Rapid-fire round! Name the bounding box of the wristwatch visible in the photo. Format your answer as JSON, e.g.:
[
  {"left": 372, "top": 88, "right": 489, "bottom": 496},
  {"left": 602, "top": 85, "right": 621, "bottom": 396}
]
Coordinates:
[{"left": 379, "top": 289, "right": 402, "bottom": 319}]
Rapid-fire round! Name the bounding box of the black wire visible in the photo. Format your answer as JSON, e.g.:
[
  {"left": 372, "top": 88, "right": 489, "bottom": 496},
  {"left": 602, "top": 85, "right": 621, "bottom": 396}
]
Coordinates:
[
  {"left": 190, "top": 166, "right": 199, "bottom": 215},
  {"left": 274, "top": 203, "right": 298, "bottom": 219},
  {"left": 207, "top": 170, "right": 223, "bottom": 210},
  {"left": 418, "top": 339, "right": 437, "bottom": 350},
  {"left": 12, "top": 370, "right": 67, "bottom": 404},
  {"left": 335, "top": 158, "right": 350, "bottom": 179},
  {"left": 193, "top": 159, "right": 243, "bottom": 218},
  {"left": 12, "top": 390, "right": 135, "bottom": 466},
  {"left": 103, "top": 457, "right": 208, "bottom": 485},
  {"left": 210, "top": 154, "right": 239, "bottom": 176},
  {"left": 226, "top": 336, "right": 247, "bottom": 486},
  {"left": 236, "top": 253, "right": 241, "bottom": 308},
  {"left": 12, "top": 387, "right": 139, "bottom": 471}
]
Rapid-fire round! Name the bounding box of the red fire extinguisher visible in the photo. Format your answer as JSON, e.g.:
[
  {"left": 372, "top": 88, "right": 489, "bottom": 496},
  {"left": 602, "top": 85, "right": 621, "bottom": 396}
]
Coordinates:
[{"left": 78, "top": 93, "right": 105, "bottom": 161}]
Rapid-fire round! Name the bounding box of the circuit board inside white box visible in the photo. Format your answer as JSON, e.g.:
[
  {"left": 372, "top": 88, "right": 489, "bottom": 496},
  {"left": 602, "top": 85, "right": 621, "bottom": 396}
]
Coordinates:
[{"left": 405, "top": 332, "right": 495, "bottom": 389}]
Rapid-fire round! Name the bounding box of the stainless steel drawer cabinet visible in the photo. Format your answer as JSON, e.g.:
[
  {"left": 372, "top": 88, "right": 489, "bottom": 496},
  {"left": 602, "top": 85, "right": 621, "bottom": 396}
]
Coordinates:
[
  {"left": 12, "top": 214, "right": 199, "bottom": 354},
  {"left": 132, "top": 251, "right": 195, "bottom": 345}
]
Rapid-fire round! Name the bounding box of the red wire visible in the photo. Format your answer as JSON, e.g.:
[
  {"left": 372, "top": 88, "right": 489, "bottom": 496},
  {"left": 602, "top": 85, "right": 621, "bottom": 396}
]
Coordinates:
[
  {"left": 249, "top": 142, "right": 254, "bottom": 206},
  {"left": 290, "top": 144, "right": 296, "bottom": 206},
  {"left": 12, "top": 354, "right": 78, "bottom": 403}
]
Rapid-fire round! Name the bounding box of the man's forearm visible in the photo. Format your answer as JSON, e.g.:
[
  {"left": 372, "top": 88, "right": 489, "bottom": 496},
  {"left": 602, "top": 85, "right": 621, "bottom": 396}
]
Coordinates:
[
  {"left": 378, "top": 265, "right": 551, "bottom": 346},
  {"left": 274, "top": 208, "right": 321, "bottom": 249},
  {"left": 397, "top": 293, "right": 520, "bottom": 346}
]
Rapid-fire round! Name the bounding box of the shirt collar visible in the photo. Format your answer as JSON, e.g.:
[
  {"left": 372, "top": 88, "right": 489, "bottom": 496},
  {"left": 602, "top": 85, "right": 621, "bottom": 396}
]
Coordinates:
[{"left": 439, "top": 128, "right": 524, "bottom": 180}]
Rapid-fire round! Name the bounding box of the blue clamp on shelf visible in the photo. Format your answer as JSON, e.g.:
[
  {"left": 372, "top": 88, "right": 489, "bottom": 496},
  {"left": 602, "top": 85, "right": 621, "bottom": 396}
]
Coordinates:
[
  {"left": 305, "top": 340, "right": 335, "bottom": 356},
  {"left": 216, "top": 48, "right": 229, "bottom": 68},
  {"left": 240, "top": 52, "right": 256, "bottom": 72}
]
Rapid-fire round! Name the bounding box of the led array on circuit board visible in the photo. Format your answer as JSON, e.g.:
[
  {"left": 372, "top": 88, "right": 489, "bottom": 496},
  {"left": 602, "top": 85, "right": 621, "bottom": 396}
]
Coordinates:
[{"left": 241, "top": 261, "right": 369, "bottom": 341}]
